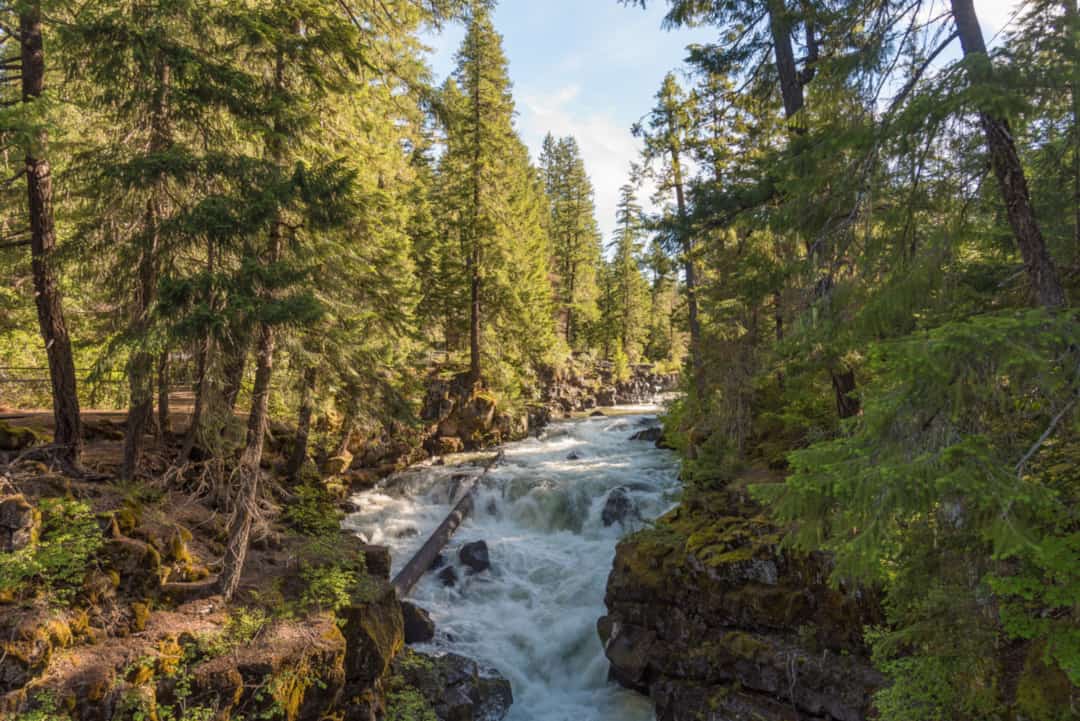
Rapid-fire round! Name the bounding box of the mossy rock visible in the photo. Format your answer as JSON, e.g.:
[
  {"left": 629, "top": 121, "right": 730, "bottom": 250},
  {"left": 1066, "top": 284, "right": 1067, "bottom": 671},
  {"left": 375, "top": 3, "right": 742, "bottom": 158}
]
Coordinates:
[
  {"left": 0, "top": 494, "right": 41, "bottom": 553},
  {"left": 341, "top": 584, "right": 404, "bottom": 690},
  {"left": 0, "top": 422, "right": 42, "bottom": 452},
  {"left": 1015, "top": 643, "right": 1076, "bottom": 721},
  {"left": 100, "top": 538, "right": 162, "bottom": 598}
]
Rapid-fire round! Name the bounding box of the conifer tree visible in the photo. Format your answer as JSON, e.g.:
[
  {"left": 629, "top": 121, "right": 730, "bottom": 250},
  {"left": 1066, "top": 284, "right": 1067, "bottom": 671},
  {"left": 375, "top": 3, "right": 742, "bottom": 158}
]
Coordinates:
[
  {"left": 438, "top": 2, "right": 556, "bottom": 387},
  {"left": 5, "top": 2, "right": 84, "bottom": 466},
  {"left": 607, "top": 183, "right": 651, "bottom": 362},
  {"left": 540, "top": 135, "right": 603, "bottom": 350},
  {"left": 636, "top": 73, "right": 703, "bottom": 392}
]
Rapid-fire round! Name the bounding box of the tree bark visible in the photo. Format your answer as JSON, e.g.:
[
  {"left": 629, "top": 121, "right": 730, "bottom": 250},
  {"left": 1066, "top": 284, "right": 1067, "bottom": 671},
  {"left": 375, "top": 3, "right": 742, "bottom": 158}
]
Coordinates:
[
  {"left": 218, "top": 40, "right": 290, "bottom": 601},
  {"left": 180, "top": 239, "right": 215, "bottom": 463},
  {"left": 670, "top": 143, "right": 705, "bottom": 399},
  {"left": 767, "top": 0, "right": 805, "bottom": 119},
  {"left": 121, "top": 59, "right": 170, "bottom": 480},
  {"left": 285, "top": 366, "right": 317, "bottom": 479},
  {"left": 951, "top": 0, "right": 1066, "bottom": 309},
  {"left": 20, "top": 6, "right": 82, "bottom": 465},
  {"left": 157, "top": 351, "right": 170, "bottom": 435},
  {"left": 221, "top": 331, "right": 249, "bottom": 412},
  {"left": 1066, "top": 0, "right": 1080, "bottom": 248},
  {"left": 831, "top": 369, "right": 860, "bottom": 419}
]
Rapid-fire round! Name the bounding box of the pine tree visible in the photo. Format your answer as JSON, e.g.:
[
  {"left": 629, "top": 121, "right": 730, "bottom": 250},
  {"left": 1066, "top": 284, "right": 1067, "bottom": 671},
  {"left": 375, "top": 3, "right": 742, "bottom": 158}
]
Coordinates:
[
  {"left": 437, "top": 2, "right": 556, "bottom": 388},
  {"left": 607, "top": 183, "right": 651, "bottom": 362},
  {"left": 636, "top": 73, "right": 704, "bottom": 394},
  {"left": 4, "top": 2, "right": 84, "bottom": 467},
  {"left": 59, "top": 0, "right": 263, "bottom": 479},
  {"left": 540, "top": 135, "right": 603, "bottom": 350}
]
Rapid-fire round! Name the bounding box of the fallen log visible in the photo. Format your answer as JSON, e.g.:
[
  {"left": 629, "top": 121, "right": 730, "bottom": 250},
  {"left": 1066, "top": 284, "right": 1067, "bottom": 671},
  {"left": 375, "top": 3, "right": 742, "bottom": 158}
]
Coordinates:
[{"left": 391, "top": 451, "right": 503, "bottom": 597}]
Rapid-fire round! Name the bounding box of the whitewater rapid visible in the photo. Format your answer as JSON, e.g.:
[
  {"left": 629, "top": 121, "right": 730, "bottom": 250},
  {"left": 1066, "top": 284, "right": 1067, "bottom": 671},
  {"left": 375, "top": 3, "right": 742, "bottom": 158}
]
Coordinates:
[{"left": 343, "top": 406, "right": 681, "bottom": 721}]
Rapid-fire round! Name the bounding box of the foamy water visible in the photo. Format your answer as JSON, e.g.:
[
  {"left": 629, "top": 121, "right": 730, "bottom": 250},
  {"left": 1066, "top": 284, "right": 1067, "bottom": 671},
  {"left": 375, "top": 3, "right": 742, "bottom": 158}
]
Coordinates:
[{"left": 344, "top": 406, "right": 680, "bottom": 721}]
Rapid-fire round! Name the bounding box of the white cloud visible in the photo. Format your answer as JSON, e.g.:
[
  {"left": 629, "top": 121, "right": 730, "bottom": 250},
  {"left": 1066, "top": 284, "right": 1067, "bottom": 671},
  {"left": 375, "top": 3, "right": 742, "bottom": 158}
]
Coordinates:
[{"left": 518, "top": 86, "right": 643, "bottom": 245}]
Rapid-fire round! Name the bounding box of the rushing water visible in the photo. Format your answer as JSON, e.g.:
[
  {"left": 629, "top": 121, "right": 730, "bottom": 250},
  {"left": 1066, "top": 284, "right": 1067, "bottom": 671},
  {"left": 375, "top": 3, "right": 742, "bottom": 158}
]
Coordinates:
[{"left": 344, "top": 406, "right": 681, "bottom": 721}]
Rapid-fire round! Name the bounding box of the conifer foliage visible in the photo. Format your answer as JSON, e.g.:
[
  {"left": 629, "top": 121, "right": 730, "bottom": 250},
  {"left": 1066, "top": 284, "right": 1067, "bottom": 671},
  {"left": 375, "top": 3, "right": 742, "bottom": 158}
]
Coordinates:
[{"left": 628, "top": 0, "right": 1080, "bottom": 716}]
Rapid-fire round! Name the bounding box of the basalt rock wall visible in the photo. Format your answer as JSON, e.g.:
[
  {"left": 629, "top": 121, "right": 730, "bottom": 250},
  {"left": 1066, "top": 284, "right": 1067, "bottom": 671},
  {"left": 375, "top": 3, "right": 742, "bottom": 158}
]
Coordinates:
[{"left": 599, "top": 487, "right": 885, "bottom": 721}]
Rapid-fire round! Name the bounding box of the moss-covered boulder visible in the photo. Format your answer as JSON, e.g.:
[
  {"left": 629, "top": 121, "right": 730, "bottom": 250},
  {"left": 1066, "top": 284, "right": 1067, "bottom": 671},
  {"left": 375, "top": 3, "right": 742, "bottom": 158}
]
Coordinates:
[
  {"left": 100, "top": 537, "right": 162, "bottom": 598},
  {"left": 0, "top": 494, "right": 41, "bottom": 552},
  {"left": 599, "top": 486, "right": 883, "bottom": 721},
  {"left": 390, "top": 649, "right": 513, "bottom": 721},
  {"left": 0, "top": 422, "right": 41, "bottom": 452},
  {"left": 191, "top": 616, "right": 347, "bottom": 721},
  {"left": 341, "top": 584, "right": 404, "bottom": 691},
  {"left": 0, "top": 609, "right": 80, "bottom": 694}
]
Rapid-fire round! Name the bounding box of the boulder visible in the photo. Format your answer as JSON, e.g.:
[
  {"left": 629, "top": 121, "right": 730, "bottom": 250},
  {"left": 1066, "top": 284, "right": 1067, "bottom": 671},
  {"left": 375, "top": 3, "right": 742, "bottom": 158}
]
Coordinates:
[
  {"left": 458, "top": 541, "right": 490, "bottom": 574},
  {"left": 437, "top": 437, "right": 464, "bottom": 456},
  {"left": 341, "top": 585, "right": 404, "bottom": 690},
  {"left": 566, "top": 452, "right": 582, "bottom": 461},
  {"left": 437, "top": 566, "right": 458, "bottom": 587},
  {"left": 630, "top": 427, "right": 663, "bottom": 443},
  {"left": 392, "top": 650, "right": 513, "bottom": 721},
  {"left": 601, "top": 488, "right": 638, "bottom": 528},
  {"left": 0, "top": 495, "right": 40, "bottom": 552},
  {"left": 362, "top": 545, "right": 393, "bottom": 581},
  {"left": 0, "top": 422, "right": 39, "bottom": 452},
  {"left": 324, "top": 450, "right": 354, "bottom": 476},
  {"left": 599, "top": 487, "right": 884, "bottom": 721},
  {"left": 401, "top": 602, "right": 436, "bottom": 645},
  {"left": 590, "top": 410, "right": 606, "bottom": 418},
  {"left": 100, "top": 537, "right": 162, "bottom": 597}
]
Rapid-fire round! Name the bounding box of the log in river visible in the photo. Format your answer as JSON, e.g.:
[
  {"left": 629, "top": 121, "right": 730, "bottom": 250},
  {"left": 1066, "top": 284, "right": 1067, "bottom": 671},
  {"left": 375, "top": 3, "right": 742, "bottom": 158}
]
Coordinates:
[{"left": 344, "top": 405, "right": 680, "bottom": 721}]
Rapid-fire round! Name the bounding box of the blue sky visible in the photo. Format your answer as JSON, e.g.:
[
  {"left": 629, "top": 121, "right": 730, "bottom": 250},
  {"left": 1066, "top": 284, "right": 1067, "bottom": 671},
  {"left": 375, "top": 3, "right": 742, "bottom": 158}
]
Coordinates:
[{"left": 422, "top": 0, "right": 1023, "bottom": 241}]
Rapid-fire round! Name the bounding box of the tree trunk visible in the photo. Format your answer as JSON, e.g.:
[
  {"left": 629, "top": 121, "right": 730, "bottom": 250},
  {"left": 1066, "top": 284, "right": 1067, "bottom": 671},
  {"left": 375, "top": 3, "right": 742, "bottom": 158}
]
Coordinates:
[
  {"left": 218, "top": 315, "right": 275, "bottom": 600},
  {"left": 180, "top": 239, "right": 215, "bottom": 463},
  {"left": 218, "top": 42, "right": 290, "bottom": 601},
  {"left": 951, "top": 0, "right": 1066, "bottom": 309},
  {"left": 670, "top": 146, "right": 705, "bottom": 399},
  {"left": 157, "top": 352, "right": 170, "bottom": 435},
  {"left": 221, "top": 331, "right": 249, "bottom": 411},
  {"left": 469, "top": 247, "right": 482, "bottom": 385},
  {"left": 20, "top": 7, "right": 82, "bottom": 465},
  {"left": 1066, "top": 0, "right": 1080, "bottom": 248},
  {"left": 767, "top": 0, "right": 805, "bottom": 119},
  {"left": 121, "top": 59, "right": 170, "bottom": 480},
  {"left": 285, "top": 366, "right": 317, "bottom": 479},
  {"left": 180, "top": 337, "right": 208, "bottom": 463},
  {"left": 468, "top": 53, "right": 483, "bottom": 387},
  {"left": 831, "top": 369, "right": 860, "bottom": 419}
]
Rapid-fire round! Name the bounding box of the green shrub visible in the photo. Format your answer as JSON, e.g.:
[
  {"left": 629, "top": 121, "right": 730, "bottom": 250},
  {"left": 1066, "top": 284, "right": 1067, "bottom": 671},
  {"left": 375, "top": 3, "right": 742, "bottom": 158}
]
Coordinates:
[
  {"left": 283, "top": 484, "right": 343, "bottom": 538},
  {"left": 0, "top": 497, "right": 104, "bottom": 605},
  {"left": 385, "top": 687, "right": 436, "bottom": 721}
]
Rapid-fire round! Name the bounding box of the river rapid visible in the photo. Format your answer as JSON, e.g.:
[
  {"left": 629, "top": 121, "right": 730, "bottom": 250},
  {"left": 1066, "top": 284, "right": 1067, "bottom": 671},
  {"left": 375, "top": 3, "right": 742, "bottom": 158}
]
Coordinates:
[{"left": 344, "top": 406, "right": 681, "bottom": 721}]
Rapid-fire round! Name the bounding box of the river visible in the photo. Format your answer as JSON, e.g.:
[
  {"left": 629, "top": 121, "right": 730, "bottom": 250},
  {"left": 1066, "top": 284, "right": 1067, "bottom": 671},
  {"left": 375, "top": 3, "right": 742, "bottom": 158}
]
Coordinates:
[{"left": 343, "top": 405, "right": 681, "bottom": 721}]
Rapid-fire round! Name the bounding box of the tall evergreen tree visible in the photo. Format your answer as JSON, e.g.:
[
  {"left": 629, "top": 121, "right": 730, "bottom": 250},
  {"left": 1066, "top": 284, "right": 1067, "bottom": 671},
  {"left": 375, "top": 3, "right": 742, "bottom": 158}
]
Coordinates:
[
  {"left": 5, "top": 2, "right": 84, "bottom": 466},
  {"left": 437, "top": 2, "right": 556, "bottom": 387},
  {"left": 635, "top": 73, "right": 703, "bottom": 393},
  {"left": 540, "top": 135, "right": 603, "bottom": 350},
  {"left": 607, "top": 183, "right": 651, "bottom": 362}
]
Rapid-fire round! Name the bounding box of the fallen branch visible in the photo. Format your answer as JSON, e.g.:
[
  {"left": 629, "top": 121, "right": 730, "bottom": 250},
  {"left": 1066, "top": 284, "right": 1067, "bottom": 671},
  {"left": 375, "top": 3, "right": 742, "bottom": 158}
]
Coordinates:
[{"left": 391, "top": 451, "right": 503, "bottom": 598}]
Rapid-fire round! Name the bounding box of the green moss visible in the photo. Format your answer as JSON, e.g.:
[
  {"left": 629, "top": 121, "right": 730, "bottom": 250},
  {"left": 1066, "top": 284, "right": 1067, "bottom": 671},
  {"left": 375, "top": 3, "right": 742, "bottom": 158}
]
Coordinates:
[
  {"left": 0, "top": 421, "right": 43, "bottom": 451},
  {"left": 720, "top": 631, "right": 771, "bottom": 662},
  {"left": 1015, "top": 643, "right": 1075, "bottom": 721}
]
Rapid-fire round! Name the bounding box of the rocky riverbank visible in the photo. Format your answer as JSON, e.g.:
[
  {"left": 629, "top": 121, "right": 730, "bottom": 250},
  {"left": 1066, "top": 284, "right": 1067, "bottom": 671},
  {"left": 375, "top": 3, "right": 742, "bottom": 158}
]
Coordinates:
[
  {"left": 599, "top": 480, "right": 885, "bottom": 721},
  {"left": 414, "top": 360, "right": 677, "bottom": 468},
  {"left": 0, "top": 461, "right": 511, "bottom": 721}
]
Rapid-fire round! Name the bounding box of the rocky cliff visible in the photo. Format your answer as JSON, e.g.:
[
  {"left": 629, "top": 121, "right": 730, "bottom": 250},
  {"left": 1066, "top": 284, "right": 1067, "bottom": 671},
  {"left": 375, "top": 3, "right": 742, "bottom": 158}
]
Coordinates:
[{"left": 599, "top": 484, "right": 884, "bottom": 721}]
